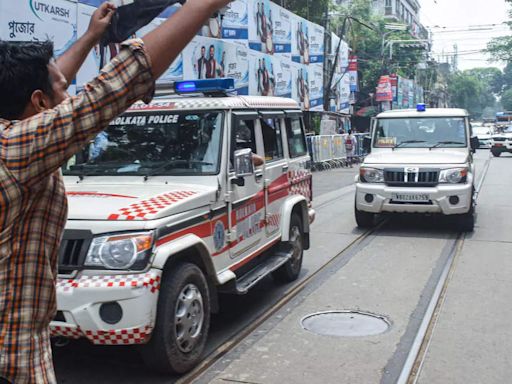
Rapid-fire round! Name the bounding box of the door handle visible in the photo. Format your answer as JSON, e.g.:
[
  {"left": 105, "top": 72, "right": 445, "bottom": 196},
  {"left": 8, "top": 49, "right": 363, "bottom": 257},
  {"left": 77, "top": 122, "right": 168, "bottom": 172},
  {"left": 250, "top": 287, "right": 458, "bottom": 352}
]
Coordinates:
[
  {"left": 282, "top": 164, "right": 289, "bottom": 172},
  {"left": 255, "top": 171, "right": 263, "bottom": 181}
]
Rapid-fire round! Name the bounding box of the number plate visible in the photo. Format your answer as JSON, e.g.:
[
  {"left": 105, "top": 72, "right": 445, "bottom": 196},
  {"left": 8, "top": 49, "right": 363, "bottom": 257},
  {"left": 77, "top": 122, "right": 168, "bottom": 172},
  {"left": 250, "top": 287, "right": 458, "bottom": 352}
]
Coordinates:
[{"left": 391, "top": 193, "right": 430, "bottom": 202}]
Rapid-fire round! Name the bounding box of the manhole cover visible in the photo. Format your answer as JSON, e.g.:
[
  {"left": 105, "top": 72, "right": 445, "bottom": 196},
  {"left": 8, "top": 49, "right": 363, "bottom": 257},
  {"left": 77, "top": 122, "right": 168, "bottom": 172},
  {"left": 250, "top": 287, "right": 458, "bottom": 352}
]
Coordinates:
[{"left": 301, "top": 310, "right": 390, "bottom": 337}]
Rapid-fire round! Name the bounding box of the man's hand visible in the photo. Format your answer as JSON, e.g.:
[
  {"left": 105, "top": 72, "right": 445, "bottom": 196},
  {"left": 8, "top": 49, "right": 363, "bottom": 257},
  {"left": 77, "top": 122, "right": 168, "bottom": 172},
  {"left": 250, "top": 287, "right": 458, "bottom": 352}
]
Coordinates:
[
  {"left": 85, "top": 2, "right": 116, "bottom": 44},
  {"left": 56, "top": 2, "right": 115, "bottom": 85}
]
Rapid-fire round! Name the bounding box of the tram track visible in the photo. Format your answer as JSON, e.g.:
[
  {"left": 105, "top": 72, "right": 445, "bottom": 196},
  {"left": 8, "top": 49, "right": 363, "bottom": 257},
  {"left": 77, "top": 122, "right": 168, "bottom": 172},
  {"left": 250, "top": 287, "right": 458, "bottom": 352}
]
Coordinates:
[
  {"left": 178, "top": 189, "right": 378, "bottom": 384},
  {"left": 396, "top": 153, "right": 491, "bottom": 384},
  {"left": 181, "top": 154, "right": 492, "bottom": 384}
]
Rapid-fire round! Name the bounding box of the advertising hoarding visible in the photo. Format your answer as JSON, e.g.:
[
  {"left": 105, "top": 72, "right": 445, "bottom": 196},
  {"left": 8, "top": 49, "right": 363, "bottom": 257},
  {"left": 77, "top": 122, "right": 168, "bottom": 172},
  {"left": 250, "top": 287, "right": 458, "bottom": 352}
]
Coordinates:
[
  {"left": 248, "top": 0, "right": 272, "bottom": 53},
  {"left": 184, "top": 36, "right": 249, "bottom": 94},
  {"left": 308, "top": 21, "right": 324, "bottom": 64},
  {"left": 291, "top": 13, "right": 309, "bottom": 64},
  {"left": 375, "top": 75, "right": 393, "bottom": 102},
  {"left": 269, "top": 2, "right": 291, "bottom": 56},
  {"left": 248, "top": 50, "right": 291, "bottom": 98},
  {"left": 308, "top": 63, "right": 324, "bottom": 111},
  {"left": 348, "top": 55, "right": 358, "bottom": 92},
  {"left": 291, "top": 61, "right": 309, "bottom": 110},
  {"left": 222, "top": 0, "right": 249, "bottom": 40}
]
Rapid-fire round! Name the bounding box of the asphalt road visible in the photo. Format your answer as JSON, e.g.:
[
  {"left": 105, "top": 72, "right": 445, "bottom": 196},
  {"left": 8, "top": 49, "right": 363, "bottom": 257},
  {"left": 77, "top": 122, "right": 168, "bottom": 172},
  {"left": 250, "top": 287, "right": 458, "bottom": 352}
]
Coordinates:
[{"left": 53, "top": 151, "right": 495, "bottom": 383}]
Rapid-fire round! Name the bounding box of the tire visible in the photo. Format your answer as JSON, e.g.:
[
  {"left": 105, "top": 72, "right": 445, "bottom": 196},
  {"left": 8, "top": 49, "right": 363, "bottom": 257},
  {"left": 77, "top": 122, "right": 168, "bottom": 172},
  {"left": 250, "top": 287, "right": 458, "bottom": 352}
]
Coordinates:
[
  {"left": 272, "top": 214, "right": 304, "bottom": 283},
  {"left": 355, "top": 207, "right": 376, "bottom": 228},
  {"left": 491, "top": 150, "right": 501, "bottom": 157},
  {"left": 140, "top": 263, "right": 210, "bottom": 374},
  {"left": 455, "top": 207, "right": 475, "bottom": 232}
]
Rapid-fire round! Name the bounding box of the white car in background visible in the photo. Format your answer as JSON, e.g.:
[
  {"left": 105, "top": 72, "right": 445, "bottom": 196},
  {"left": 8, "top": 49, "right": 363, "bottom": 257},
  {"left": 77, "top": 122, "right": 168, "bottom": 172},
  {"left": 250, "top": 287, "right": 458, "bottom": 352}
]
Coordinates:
[
  {"left": 491, "top": 125, "right": 512, "bottom": 157},
  {"left": 472, "top": 125, "right": 494, "bottom": 149}
]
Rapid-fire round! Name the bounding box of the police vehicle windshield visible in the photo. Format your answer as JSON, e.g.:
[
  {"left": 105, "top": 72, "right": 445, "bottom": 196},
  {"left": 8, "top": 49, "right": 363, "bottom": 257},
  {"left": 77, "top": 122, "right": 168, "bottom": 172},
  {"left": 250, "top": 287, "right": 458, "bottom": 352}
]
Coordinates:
[
  {"left": 63, "top": 111, "right": 223, "bottom": 176},
  {"left": 374, "top": 117, "right": 467, "bottom": 148}
]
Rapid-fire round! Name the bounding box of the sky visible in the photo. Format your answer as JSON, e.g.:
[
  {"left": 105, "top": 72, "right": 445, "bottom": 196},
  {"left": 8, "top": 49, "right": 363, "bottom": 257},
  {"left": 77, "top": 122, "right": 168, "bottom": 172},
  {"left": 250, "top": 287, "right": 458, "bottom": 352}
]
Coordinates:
[{"left": 420, "top": 0, "right": 510, "bottom": 70}]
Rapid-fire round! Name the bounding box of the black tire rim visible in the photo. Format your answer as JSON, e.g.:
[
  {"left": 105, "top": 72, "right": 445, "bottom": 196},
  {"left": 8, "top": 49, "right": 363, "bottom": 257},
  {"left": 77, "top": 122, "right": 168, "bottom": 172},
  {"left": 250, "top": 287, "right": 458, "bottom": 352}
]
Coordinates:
[{"left": 174, "top": 283, "right": 204, "bottom": 353}]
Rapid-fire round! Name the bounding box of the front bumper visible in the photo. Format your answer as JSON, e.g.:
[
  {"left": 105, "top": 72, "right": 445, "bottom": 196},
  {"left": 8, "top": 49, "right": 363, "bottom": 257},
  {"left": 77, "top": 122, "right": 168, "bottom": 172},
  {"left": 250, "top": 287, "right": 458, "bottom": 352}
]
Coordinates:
[
  {"left": 50, "top": 269, "right": 161, "bottom": 345},
  {"left": 356, "top": 182, "right": 473, "bottom": 215}
]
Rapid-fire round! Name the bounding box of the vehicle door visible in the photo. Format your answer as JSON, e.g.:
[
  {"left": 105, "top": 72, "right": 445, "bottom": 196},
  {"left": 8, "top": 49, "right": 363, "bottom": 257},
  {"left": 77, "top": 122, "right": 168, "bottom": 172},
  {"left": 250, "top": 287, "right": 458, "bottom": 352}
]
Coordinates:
[
  {"left": 284, "top": 112, "right": 311, "bottom": 202},
  {"left": 259, "top": 111, "right": 288, "bottom": 238},
  {"left": 228, "top": 112, "right": 266, "bottom": 265}
]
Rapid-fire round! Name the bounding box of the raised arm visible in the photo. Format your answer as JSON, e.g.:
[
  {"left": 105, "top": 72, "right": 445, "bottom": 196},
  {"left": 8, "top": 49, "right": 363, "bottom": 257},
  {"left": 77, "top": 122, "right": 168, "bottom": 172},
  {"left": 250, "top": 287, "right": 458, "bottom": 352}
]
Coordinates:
[
  {"left": 56, "top": 3, "right": 116, "bottom": 85},
  {"left": 2, "top": 0, "right": 232, "bottom": 187}
]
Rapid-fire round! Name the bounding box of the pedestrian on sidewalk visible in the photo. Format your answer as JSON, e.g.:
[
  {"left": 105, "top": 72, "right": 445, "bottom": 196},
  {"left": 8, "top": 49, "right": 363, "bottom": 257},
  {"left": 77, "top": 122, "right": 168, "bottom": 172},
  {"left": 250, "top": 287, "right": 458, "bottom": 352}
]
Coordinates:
[
  {"left": 0, "top": 1, "right": 231, "bottom": 383},
  {"left": 345, "top": 129, "right": 358, "bottom": 166}
]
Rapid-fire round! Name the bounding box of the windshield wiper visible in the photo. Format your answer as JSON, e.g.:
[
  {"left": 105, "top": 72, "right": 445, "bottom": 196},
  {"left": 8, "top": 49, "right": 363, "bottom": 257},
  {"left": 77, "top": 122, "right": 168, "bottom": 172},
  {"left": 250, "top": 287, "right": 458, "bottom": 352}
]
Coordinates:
[
  {"left": 393, "top": 140, "right": 426, "bottom": 150},
  {"left": 144, "top": 160, "right": 213, "bottom": 180},
  {"left": 429, "top": 141, "right": 465, "bottom": 150}
]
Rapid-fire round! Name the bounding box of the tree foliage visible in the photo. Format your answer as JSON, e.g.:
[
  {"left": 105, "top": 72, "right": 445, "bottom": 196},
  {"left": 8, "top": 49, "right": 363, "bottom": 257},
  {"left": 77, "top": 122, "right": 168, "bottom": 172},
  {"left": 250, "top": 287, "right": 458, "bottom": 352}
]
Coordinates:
[
  {"left": 280, "top": 0, "right": 329, "bottom": 25},
  {"left": 501, "top": 88, "right": 512, "bottom": 110},
  {"left": 329, "top": 0, "right": 426, "bottom": 102},
  {"left": 487, "top": 0, "right": 512, "bottom": 61},
  {"left": 447, "top": 69, "right": 497, "bottom": 118}
]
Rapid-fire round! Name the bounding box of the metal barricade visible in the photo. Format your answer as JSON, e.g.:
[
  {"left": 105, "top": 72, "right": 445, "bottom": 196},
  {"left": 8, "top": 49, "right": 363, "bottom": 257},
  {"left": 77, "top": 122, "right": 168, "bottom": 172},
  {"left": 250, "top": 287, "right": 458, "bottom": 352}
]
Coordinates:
[{"left": 307, "top": 135, "right": 350, "bottom": 171}]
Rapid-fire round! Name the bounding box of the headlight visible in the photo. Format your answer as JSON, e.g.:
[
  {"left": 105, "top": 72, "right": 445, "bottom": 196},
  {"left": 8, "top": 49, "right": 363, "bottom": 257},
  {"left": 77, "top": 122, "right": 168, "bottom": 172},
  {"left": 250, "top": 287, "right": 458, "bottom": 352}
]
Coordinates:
[
  {"left": 360, "top": 167, "right": 384, "bottom": 183},
  {"left": 85, "top": 232, "right": 154, "bottom": 270},
  {"left": 439, "top": 168, "right": 468, "bottom": 184}
]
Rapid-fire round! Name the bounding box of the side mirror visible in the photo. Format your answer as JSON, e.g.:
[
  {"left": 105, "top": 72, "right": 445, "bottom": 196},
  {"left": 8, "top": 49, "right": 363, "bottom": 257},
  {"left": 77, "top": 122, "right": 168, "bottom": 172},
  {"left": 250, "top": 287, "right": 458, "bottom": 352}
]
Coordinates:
[
  {"left": 470, "top": 136, "right": 479, "bottom": 152},
  {"left": 363, "top": 136, "right": 372, "bottom": 154},
  {"left": 234, "top": 148, "right": 255, "bottom": 178}
]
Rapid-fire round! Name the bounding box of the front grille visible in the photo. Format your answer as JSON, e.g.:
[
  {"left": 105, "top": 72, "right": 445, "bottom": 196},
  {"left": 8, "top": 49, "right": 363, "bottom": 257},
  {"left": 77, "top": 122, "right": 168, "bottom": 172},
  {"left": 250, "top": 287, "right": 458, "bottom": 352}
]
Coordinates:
[
  {"left": 384, "top": 168, "right": 439, "bottom": 187},
  {"left": 493, "top": 137, "right": 506, "bottom": 142},
  {"left": 58, "top": 230, "right": 92, "bottom": 274}
]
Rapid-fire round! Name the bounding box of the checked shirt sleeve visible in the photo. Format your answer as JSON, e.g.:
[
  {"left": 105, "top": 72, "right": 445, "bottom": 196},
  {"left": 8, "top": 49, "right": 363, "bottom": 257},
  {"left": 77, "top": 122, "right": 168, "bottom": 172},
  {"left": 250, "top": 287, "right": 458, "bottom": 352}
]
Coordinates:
[{"left": 0, "top": 38, "right": 155, "bottom": 188}]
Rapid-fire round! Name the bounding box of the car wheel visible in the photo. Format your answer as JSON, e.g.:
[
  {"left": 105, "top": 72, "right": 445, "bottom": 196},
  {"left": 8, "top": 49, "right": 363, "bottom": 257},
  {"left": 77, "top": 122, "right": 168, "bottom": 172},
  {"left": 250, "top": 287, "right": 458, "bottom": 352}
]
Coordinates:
[
  {"left": 355, "top": 206, "right": 376, "bottom": 228},
  {"left": 272, "top": 213, "right": 304, "bottom": 283},
  {"left": 454, "top": 204, "right": 475, "bottom": 232},
  {"left": 491, "top": 150, "right": 501, "bottom": 157},
  {"left": 140, "top": 263, "right": 210, "bottom": 374}
]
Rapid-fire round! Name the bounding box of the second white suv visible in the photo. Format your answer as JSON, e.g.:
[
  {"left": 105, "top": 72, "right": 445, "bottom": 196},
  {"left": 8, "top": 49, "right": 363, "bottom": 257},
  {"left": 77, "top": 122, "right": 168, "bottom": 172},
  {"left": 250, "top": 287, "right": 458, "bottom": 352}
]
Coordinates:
[{"left": 355, "top": 105, "right": 478, "bottom": 232}]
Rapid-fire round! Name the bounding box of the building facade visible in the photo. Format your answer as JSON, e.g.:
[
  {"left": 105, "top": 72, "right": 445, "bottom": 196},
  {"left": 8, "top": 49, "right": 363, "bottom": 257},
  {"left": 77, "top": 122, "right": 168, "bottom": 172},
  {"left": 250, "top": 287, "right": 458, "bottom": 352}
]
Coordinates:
[{"left": 333, "top": 0, "right": 429, "bottom": 41}]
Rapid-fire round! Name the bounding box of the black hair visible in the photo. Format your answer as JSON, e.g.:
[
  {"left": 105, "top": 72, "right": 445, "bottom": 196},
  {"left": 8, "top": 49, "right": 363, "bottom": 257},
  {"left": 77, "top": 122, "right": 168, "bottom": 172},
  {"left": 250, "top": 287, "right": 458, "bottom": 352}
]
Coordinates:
[
  {"left": 209, "top": 44, "right": 215, "bottom": 50},
  {"left": 0, "top": 40, "right": 54, "bottom": 120}
]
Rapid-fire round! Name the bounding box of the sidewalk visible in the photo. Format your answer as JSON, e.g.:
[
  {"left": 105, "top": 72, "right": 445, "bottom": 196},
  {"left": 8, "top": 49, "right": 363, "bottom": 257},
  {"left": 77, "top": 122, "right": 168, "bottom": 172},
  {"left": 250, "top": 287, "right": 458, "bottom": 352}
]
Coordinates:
[{"left": 416, "top": 157, "right": 512, "bottom": 383}]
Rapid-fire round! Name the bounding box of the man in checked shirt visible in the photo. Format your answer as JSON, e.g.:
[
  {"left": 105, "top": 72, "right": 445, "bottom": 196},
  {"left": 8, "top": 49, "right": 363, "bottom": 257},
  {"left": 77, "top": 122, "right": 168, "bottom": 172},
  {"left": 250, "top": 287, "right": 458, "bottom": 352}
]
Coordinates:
[{"left": 0, "top": 0, "right": 231, "bottom": 382}]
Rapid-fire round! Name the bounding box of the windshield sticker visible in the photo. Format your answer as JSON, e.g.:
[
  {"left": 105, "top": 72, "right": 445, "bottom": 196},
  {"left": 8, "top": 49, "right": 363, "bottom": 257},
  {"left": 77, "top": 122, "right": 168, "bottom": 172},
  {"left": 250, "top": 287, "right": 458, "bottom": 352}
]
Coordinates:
[
  {"left": 110, "top": 114, "right": 180, "bottom": 126},
  {"left": 377, "top": 137, "right": 397, "bottom": 147}
]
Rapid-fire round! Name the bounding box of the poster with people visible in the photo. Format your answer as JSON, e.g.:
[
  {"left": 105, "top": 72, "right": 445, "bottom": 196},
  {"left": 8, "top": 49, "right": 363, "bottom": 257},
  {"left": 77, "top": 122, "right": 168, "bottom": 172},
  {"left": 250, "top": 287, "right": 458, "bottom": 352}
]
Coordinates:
[
  {"left": 0, "top": 0, "right": 77, "bottom": 92},
  {"left": 291, "top": 14, "right": 309, "bottom": 64},
  {"left": 308, "top": 63, "right": 324, "bottom": 111},
  {"left": 184, "top": 36, "right": 249, "bottom": 94},
  {"left": 222, "top": 0, "right": 248, "bottom": 40},
  {"left": 249, "top": 51, "right": 292, "bottom": 98},
  {"left": 339, "top": 72, "right": 351, "bottom": 113},
  {"left": 291, "top": 62, "right": 310, "bottom": 110},
  {"left": 269, "top": 2, "right": 292, "bottom": 56},
  {"left": 308, "top": 21, "right": 324, "bottom": 64},
  {"left": 248, "top": 0, "right": 275, "bottom": 54}
]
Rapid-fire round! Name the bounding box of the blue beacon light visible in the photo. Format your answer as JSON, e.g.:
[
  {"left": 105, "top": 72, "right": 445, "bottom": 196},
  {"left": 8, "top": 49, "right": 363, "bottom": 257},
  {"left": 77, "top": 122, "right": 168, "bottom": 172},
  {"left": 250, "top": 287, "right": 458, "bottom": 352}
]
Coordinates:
[
  {"left": 174, "top": 78, "right": 235, "bottom": 94},
  {"left": 416, "top": 103, "right": 426, "bottom": 112}
]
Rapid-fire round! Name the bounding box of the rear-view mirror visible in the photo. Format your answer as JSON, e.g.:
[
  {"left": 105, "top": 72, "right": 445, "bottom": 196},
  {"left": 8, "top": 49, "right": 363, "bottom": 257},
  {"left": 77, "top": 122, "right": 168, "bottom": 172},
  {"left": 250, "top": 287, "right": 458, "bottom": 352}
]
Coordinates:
[
  {"left": 234, "top": 148, "right": 254, "bottom": 178},
  {"left": 363, "top": 136, "right": 372, "bottom": 153}
]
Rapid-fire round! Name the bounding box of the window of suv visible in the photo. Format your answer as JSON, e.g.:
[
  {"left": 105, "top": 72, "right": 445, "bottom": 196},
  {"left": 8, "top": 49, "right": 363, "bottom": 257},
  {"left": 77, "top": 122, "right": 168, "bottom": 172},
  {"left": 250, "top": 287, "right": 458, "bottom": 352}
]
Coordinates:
[
  {"left": 374, "top": 117, "right": 467, "bottom": 148},
  {"left": 260, "top": 118, "right": 284, "bottom": 161},
  {"left": 285, "top": 117, "right": 307, "bottom": 157},
  {"left": 63, "top": 111, "right": 224, "bottom": 176}
]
